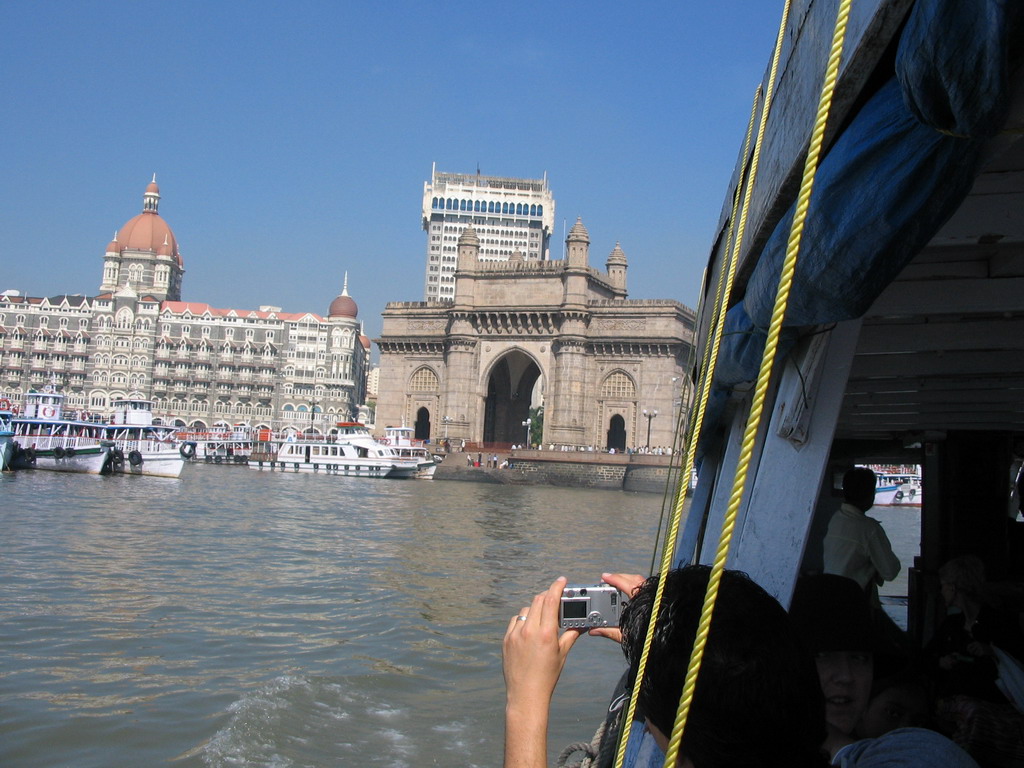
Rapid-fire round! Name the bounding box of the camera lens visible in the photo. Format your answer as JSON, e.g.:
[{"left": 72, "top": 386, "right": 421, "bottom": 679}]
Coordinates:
[{"left": 579, "top": 588, "right": 588, "bottom": 596}]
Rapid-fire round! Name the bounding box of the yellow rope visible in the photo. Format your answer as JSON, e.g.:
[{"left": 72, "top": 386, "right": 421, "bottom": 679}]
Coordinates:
[
  {"left": 664, "top": 2, "right": 853, "bottom": 767},
  {"left": 612, "top": 3, "right": 794, "bottom": 766},
  {"left": 649, "top": 84, "right": 762, "bottom": 576}
]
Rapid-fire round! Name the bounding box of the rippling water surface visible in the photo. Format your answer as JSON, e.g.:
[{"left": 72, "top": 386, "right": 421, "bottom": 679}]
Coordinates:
[{"left": 1, "top": 464, "right": 674, "bottom": 767}]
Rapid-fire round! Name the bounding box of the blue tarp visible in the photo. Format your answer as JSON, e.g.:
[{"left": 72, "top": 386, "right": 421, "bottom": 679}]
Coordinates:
[{"left": 695, "top": 0, "right": 1021, "bottom": 459}]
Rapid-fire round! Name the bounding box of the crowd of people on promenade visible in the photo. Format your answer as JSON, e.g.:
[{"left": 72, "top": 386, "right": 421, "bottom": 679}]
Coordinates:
[{"left": 502, "top": 467, "right": 1024, "bottom": 768}]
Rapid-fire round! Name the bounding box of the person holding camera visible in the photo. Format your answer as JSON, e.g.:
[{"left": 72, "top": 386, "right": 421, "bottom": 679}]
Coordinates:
[{"left": 502, "top": 566, "right": 829, "bottom": 768}]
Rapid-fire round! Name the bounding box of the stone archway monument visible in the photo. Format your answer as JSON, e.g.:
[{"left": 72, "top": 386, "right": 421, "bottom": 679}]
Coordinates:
[
  {"left": 483, "top": 352, "right": 542, "bottom": 444},
  {"left": 374, "top": 219, "right": 696, "bottom": 450}
]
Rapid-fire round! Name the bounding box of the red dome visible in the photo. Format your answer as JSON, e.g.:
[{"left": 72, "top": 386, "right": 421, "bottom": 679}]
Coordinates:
[
  {"left": 328, "top": 274, "right": 358, "bottom": 318},
  {"left": 117, "top": 211, "right": 182, "bottom": 266},
  {"left": 329, "top": 294, "right": 358, "bottom": 318}
]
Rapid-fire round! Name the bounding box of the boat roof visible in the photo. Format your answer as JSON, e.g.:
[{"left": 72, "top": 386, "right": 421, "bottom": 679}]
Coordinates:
[{"left": 697, "top": 0, "right": 1024, "bottom": 449}]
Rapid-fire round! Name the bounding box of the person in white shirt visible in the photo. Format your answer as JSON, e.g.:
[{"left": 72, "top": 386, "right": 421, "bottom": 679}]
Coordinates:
[{"left": 823, "top": 467, "right": 901, "bottom": 605}]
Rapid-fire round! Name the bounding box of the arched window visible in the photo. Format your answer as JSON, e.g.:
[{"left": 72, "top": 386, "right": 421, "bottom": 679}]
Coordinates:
[
  {"left": 409, "top": 366, "right": 439, "bottom": 392},
  {"left": 537, "top": 205, "right": 543, "bottom": 217},
  {"left": 601, "top": 371, "right": 637, "bottom": 399},
  {"left": 516, "top": 203, "right": 522, "bottom": 215}
]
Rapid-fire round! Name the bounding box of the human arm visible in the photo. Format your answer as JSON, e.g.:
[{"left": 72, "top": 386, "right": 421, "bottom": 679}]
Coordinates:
[
  {"left": 868, "top": 523, "right": 901, "bottom": 583},
  {"left": 503, "top": 576, "right": 583, "bottom": 768}
]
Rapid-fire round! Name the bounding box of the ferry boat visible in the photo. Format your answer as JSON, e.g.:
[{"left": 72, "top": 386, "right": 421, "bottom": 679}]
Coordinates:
[
  {"left": 249, "top": 422, "right": 420, "bottom": 478},
  {"left": 382, "top": 425, "right": 441, "bottom": 479},
  {"left": 176, "top": 424, "right": 255, "bottom": 464},
  {"left": 8, "top": 385, "right": 110, "bottom": 474},
  {"left": 0, "top": 399, "right": 14, "bottom": 471},
  {"left": 103, "top": 395, "right": 187, "bottom": 478},
  {"left": 592, "top": 3, "right": 1024, "bottom": 762},
  {"left": 868, "top": 466, "right": 923, "bottom": 506}
]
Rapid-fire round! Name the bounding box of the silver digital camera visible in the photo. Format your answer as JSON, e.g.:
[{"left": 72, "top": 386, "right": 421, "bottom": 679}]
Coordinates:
[{"left": 559, "top": 584, "right": 627, "bottom": 629}]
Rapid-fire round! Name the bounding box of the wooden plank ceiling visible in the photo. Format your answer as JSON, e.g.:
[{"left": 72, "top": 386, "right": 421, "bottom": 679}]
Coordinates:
[{"left": 838, "top": 88, "right": 1024, "bottom": 440}]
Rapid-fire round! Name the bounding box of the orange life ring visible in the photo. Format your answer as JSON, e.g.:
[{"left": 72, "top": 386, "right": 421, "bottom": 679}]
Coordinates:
[
  {"left": 40, "top": 405, "right": 57, "bottom": 419},
  {"left": 0, "top": 398, "right": 10, "bottom": 410}
]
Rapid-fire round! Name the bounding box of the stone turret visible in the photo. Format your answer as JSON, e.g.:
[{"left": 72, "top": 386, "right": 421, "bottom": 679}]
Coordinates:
[
  {"left": 606, "top": 242, "right": 628, "bottom": 295},
  {"left": 457, "top": 223, "right": 481, "bottom": 269},
  {"left": 454, "top": 223, "right": 481, "bottom": 305},
  {"left": 565, "top": 217, "right": 590, "bottom": 268}
]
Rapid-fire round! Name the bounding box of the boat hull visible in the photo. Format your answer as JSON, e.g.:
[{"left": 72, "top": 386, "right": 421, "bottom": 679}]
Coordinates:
[
  {"left": 1, "top": 433, "right": 13, "bottom": 471},
  {"left": 107, "top": 446, "right": 186, "bottom": 478},
  {"left": 12, "top": 443, "right": 110, "bottom": 474},
  {"left": 249, "top": 458, "right": 407, "bottom": 478}
]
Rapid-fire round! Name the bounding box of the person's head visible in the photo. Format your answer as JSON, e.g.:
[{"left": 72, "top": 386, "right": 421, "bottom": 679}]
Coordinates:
[
  {"left": 789, "top": 574, "right": 875, "bottom": 736},
  {"left": 843, "top": 467, "right": 877, "bottom": 511},
  {"left": 856, "top": 673, "right": 931, "bottom": 738},
  {"left": 938, "top": 554, "right": 986, "bottom": 608},
  {"left": 619, "top": 566, "right": 826, "bottom": 768}
]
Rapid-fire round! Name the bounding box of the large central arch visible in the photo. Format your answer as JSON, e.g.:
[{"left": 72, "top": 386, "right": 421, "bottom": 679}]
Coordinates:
[{"left": 483, "top": 351, "right": 542, "bottom": 445}]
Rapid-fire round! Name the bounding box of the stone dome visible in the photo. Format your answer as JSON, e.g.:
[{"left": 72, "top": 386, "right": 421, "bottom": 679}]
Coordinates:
[
  {"left": 458, "top": 223, "right": 480, "bottom": 247},
  {"left": 567, "top": 217, "right": 590, "bottom": 243},
  {"left": 112, "top": 177, "right": 183, "bottom": 267},
  {"left": 328, "top": 274, "right": 358, "bottom": 318},
  {"left": 607, "top": 242, "right": 627, "bottom": 265}
]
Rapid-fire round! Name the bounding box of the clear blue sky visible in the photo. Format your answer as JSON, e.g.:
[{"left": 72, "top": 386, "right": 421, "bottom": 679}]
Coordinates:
[{"left": 1, "top": 2, "right": 783, "bottom": 345}]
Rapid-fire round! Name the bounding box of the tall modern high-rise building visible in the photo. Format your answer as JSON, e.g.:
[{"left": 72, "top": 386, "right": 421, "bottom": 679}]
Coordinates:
[{"left": 421, "top": 164, "right": 555, "bottom": 300}]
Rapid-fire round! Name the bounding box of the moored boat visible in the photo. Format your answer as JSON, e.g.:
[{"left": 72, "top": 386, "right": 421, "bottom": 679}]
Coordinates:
[
  {"left": 103, "top": 395, "right": 187, "bottom": 478},
  {"left": 177, "top": 424, "right": 256, "bottom": 465},
  {"left": 249, "top": 422, "right": 420, "bottom": 478},
  {"left": 382, "top": 425, "right": 440, "bottom": 479},
  {"left": 9, "top": 385, "right": 110, "bottom": 474},
  {"left": 0, "top": 399, "right": 14, "bottom": 471}
]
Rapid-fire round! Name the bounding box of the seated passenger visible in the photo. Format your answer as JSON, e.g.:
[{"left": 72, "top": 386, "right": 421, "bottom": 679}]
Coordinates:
[
  {"left": 502, "top": 566, "right": 828, "bottom": 768},
  {"left": 790, "top": 574, "right": 979, "bottom": 767},
  {"left": 927, "top": 554, "right": 1024, "bottom": 706}
]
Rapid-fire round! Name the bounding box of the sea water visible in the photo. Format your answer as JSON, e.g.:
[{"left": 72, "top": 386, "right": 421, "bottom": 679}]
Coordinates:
[{"left": 0, "top": 465, "right": 919, "bottom": 767}]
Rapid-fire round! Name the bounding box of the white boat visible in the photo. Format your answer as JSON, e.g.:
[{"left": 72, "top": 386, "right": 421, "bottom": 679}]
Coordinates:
[
  {"left": 868, "top": 467, "right": 923, "bottom": 507},
  {"left": 103, "top": 395, "right": 187, "bottom": 478},
  {"left": 382, "top": 426, "right": 441, "bottom": 479},
  {"left": 9, "top": 385, "right": 110, "bottom": 474},
  {"left": 0, "top": 399, "right": 14, "bottom": 471},
  {"left": 249, "top": 422, "right": 420, "bottom": 478},
  {"left": 178, "top": 424, "right": 257, "bottom": 465}
]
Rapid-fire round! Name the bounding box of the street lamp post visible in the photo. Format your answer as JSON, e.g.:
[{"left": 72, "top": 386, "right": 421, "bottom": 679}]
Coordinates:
[
  {"left": 522, "top": 418, "right": 531, "bottom": 448},
  {"left": 443, "top": 415, "right": 451, "bottom": 439},
  {"left": 309, "top": 398, "right": 319, "bottom": 435},
  {"left": 643, "top": 408, "right": 658, "bottom": 449}
]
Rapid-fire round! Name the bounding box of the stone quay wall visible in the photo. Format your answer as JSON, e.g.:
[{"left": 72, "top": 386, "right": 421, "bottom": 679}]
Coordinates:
[{"left": 435, "top": 450, "right": 681, "bottom": 494}]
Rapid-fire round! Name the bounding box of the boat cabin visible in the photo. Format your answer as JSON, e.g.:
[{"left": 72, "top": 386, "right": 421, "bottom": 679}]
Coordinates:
[
  {"left": 109, "top": 396, "right": 156, "bottom": 428},
  {"left": 22, "top": 387, "right": 66, "bottom": 421},
  {"left": 683, "top": 0, "right": 1024, "bottom": 654}
]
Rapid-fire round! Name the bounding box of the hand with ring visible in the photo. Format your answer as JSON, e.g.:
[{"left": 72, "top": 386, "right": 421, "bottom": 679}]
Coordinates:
[{"left": 502, "top": 576, "right": 584, "bottom": 767}]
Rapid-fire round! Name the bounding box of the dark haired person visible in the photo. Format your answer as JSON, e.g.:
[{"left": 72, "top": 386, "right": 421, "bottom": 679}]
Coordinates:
[
  {"left": 790, "top": 574, "right": 979, "bottom": 767},
  {"left": 502, "top": 567, "right": 828, "bottom": 768},
  {"left": 823, "top": 467, "right": 901, "bottom": 606}
]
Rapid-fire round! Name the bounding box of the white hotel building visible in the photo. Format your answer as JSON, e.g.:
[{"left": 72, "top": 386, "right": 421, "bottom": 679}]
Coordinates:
[{"left": 421, "top": 165, "right": 555, "bottom": 300}]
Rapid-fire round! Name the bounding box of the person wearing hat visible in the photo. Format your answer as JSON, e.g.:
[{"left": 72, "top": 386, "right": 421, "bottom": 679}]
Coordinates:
[{"left": 790, "top": 574, "right": 979, "bottom": 767}]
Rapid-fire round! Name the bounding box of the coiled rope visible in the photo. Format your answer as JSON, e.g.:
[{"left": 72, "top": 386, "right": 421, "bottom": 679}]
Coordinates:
[{"left": 614, "top": 1, "right": 854, "bottom": 766}]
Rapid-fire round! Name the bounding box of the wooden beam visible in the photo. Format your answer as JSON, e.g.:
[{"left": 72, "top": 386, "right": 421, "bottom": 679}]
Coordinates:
[
  {"left": 849, "top": 350, "right": 1024, "bottom": 379},
  {"left": 858, "top": 319, "right": 1024, "bottom": 354},
  {"left": 870, "top": 277, "right": 1024, "bottom": 316}
]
